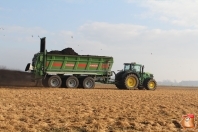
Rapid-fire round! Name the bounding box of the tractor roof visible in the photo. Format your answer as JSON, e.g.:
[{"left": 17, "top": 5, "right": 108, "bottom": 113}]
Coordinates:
[{"left": 124, "top": 62, "right": 142, "bottom": 66}]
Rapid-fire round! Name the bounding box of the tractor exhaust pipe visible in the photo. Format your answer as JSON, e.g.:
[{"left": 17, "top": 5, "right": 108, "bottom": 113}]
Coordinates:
[{"left": 40, "top": 37, "right": 46, "bottom": 73}]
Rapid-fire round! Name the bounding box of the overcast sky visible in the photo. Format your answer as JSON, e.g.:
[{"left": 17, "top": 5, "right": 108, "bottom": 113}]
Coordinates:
[{"left": 0, "top": 0, "right": 198, "bottom": 82}]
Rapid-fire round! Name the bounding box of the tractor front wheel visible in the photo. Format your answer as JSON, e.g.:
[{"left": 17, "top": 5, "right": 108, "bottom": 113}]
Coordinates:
[{"left": 145, "top": 79, "right": 157, "bottom": 90}]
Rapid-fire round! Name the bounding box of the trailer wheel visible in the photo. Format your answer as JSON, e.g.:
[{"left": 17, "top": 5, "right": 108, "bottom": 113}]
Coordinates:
[
  {"left": 61, "top": 77, "right": 67, "bottom": 88},
  {"left": 83, "top": 77, "right": 95, "bottom": 89},
  {"left": 48, "top": 75, "right": 62, "bottom": 88},
  {"left": 77, "top": 78, "right": 84, "bottom": 88},
  {"left": 42, "top": 77, "right": 49, "bottom": 87},
  {"left": 66, "top": 76, "right": 79, "bottom": 88}
]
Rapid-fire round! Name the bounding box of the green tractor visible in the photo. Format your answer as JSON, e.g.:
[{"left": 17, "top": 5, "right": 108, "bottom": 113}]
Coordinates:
[{"left": 115, "top": 62, "right": 157, "bottom": 90}]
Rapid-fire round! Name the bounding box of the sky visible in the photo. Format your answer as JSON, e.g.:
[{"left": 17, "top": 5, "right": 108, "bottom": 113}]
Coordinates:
[{"left": 0, "top": 0, "right": 198, "bottom": 82}]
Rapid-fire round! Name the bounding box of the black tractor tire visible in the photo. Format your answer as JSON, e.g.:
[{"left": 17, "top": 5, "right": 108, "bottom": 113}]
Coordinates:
[
  {"left": 48, "top": 75, "right": 62, "bottom": 88},
  {"left": 115, "top": 84, "right": 124, "bottom": 89},
  {"left": 123, "top": 74, "right": 139, "bottom": 90},
  {"left": 115, "top": 71, "right": 124, "bottom": 81},
  {"left": 145, "top": 79, "right": 157, "bottom": 90},
  {"left": 82, "top": 77, "right": 95, "bottom": 89},
  {"left": 65, "top": 76, "right": 79, "bottom": 88},
  {"left": 115, "top": 71, "right": 125, "bottom": 89}
]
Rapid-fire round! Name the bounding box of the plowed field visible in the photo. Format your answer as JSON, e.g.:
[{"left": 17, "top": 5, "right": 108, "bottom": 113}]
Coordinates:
[{"left": 0, "top": 85, "right": 198, "bottom": 132}]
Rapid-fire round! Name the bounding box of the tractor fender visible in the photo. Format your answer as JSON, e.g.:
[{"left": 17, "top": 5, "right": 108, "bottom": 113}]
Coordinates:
[
  {"left": 121, "top": 71, "right": 139, "bottom": 80},
  {"left": 115, "top": 71, "right": 125, "bottom": 80}
]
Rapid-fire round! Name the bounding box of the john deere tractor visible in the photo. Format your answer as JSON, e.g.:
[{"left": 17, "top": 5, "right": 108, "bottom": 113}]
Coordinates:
[{"left": 115, "top": 62, "right": 157, "bottom": 90}]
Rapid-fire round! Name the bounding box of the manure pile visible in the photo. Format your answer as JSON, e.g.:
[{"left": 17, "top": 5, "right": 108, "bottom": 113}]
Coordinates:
[{"left": 48, "top": 47, "right": 78, "bottom": 55}]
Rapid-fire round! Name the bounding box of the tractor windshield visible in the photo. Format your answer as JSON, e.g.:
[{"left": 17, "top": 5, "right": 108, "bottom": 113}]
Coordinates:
[{"left": 132, "top": 65, "right": 141, "bottom": 72}]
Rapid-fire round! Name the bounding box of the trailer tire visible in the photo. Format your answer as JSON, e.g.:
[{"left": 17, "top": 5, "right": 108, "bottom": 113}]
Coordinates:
[
  {"left": 48, "top": 75, "right": 62, "bottom": 88},
  {"left": 42, "top": 77, "right": 49, "bottom": 87},
  {"left": 77, "top": 78, "right": 84, "bottom": 88},
  {"left": 66, "top": 76, "right": 79, "bottom": 88},
  {"left": 83, "top": 77, "right": 95, "bottom": 89},
  {"left": 61, "top": 77, "right": 67, "bottom": 88}
]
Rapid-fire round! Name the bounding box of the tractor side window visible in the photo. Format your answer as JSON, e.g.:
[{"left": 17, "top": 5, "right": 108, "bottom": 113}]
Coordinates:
[{"left": 124, "top": 64, "right": 130, "bottom": 71}]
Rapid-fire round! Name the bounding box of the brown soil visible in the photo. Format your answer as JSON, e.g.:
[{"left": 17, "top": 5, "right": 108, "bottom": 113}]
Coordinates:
[
  {"left": 1, "top": 69, "right": 198, "bottom": 131},
  {"left": 0, "top": 86, "right": 198, "bottom": 132}
]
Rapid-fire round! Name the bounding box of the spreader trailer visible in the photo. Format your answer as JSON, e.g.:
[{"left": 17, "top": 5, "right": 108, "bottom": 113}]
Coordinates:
[{"left": 25, "top": 37, "right": 157, "bottom": 90}]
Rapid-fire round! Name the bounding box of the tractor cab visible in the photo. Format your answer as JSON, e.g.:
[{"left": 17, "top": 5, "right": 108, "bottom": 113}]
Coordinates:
[{"left": 124, "top": 62, "right": 143, "bottom": 73}]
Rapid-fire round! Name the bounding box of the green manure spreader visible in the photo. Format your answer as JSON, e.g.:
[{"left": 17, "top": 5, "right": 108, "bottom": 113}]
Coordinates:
[{"left": 25, "top": 37, "right": 157, "bottom": 90}]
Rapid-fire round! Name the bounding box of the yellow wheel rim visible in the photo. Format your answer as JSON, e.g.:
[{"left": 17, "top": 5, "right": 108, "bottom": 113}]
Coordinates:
[
  {"left": 148, "top": 81, "right": 155, "bottom": 89},
  {"left": 127, "top": 77, "right": 136, "bottom": 87}
]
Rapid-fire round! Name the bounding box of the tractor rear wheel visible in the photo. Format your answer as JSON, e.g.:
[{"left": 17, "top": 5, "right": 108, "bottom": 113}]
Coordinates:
[
  {"left": 145, "top": 79, "right": 157, "bottom": 90},
  {"left": 48, "top": 75, "right": 62, "bottom": 88},
  {"left": 123, "top": 74, "right": 139, "bottom": 90},
  {"left": 115, "top": 84, "right": 124, "bottom": 89},
  {"left": 115, "top": 71, "right": 124, "bottom": 89}
]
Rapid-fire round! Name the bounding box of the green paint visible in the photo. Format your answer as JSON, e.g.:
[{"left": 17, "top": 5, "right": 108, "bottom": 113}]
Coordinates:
[{"left": 31, "top": 53, "right": 113, "bottom": 80}]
